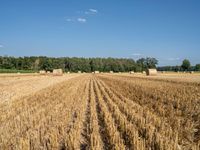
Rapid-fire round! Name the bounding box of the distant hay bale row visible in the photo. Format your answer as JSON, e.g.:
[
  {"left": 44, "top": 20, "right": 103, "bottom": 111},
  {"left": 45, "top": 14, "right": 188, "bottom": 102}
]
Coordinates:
[
  {"left": 95, "top": 71, "right": 100, "bottom": 74},
  {"left": 53, "top": 69, "right": 63, "bottom": 76},
  {"left": 146, "top": 69, "right": 157, "bottom": 76},
  {"left": 110, "top": 71, "right": 113, "bottom": 73}
]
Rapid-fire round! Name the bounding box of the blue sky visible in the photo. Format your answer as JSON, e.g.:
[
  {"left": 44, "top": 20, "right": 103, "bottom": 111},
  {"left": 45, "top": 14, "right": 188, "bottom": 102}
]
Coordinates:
[{"left": 0, "top": 0, "right": 200, "bottom": 66}]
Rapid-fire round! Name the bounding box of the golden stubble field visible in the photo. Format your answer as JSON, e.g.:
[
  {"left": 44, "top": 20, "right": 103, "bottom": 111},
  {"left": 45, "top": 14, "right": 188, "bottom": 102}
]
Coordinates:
[{"left": 0, "top": 73, "right": 199, "bottom": 150}]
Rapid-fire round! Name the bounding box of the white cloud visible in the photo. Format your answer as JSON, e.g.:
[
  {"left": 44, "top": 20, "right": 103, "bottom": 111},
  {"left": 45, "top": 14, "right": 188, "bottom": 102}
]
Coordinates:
[
  {"left": 77, "top": 18, "right": 87, "bottom": 23},
  {"left": 85, "top": 8, "right": 98, "bottom": 15},
  {"left": 0, "top": 45, "right": 3, "bottom": 48}
]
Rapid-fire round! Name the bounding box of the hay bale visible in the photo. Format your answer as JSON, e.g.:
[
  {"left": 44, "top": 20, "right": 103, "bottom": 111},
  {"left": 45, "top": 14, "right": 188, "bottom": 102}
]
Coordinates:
[
  {"left": 95, "top": 71, "right": 100, "bottom": 74},
  {"left": 67, "top": 71, "right": 70, "bottom": 74},
  {"left": 39, "top": 70, "right": 46, "bottom": 75},
  {"left": 190, "top": 71, "right": 194, "bottom": 74},
  {"left": 142, "top": 71, "right": 146, "bottom": 74},
  {"left": 47, "top": 71, "right": 51, "bottom": 74},
  {"left": 17, "top": 72, "right": 21, "bottom": 75},
  {"left": 53, "top": 69, "right": 63, "bottom": 76},
  {"left": 110, "top": 71, "right": 113, "bottom": 73},
  {"left": 146, "top": 69, "right": 157, "bottom": 76},
  {"left": 78, "top": 71, "right": 82, "bottom": 73},
  {"left": 129, "top": 71, "right": 134, "bottom": 74}
]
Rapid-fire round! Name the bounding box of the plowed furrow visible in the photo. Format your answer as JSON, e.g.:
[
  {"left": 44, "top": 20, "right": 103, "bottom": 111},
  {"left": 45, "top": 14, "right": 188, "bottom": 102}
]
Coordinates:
[
  {"left": 94, "top": 77, "right": 146, "bottom": 150},
  {"left": 93, "top": 79, "right": 126, "bottom": 150},
  {"left": 96, "top": 77, "right": 180, "bottom": 150}
]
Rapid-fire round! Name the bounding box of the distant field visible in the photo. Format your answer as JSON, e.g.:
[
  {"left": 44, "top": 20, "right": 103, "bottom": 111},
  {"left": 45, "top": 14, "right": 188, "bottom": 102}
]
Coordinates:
[
  {"left": 0, "top": 69, "right": 36, "bottom": 73},
  {"left": 112, "top": 72, "right": 200, "bottom": 83},
  {"left": 0, "top": 73, "right": 199, "bottom": 149}
]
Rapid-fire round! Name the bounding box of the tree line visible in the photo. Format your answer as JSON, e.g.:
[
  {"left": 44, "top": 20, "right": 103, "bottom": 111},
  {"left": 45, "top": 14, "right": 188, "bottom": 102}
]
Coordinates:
[
  {"left": 158, "top": 59, "right": 200, "bottom": 72},
  {"left": 0, "top": 56, "right": 158, "bottom": 72},
  {"left": 1, "top": 56, "right": 199, "bottom": 72}
]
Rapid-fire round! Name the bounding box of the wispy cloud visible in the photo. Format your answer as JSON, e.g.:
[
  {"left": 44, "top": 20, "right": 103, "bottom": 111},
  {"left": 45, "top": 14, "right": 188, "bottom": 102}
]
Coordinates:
[
  {"left": 85, "top": 8, "right": 98, "bottom": 15},
  {"left": 89, "top": 9, "right": 98, "bottom": 13},
  {"left": 131, "top": 53, "right": 142, "bottom": 56},
  {"left": 77, "top": 18, "right": 87, "bottom": 23},
  {"left": 167, "top": 57, "right": 180, "bottom": 61},
  {"left": 0, "top": 45, "right": 3, "bottom": 48},
  {"left": 65, "top": 8, "right": 98, "bottom": 24}
]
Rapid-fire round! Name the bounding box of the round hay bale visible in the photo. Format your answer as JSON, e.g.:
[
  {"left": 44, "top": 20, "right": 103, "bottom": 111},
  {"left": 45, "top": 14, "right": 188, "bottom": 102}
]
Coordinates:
[
  {"left": 146, "top": 69, "right": 157, "bottom": 76},
  {"left": 53, "top": 69, "right": 63, "bottom": 76},
  {"left": 190, "top": 71, "right": 194, "bottom": 74},
  {"left": 39, "top": 70, "right": 46, "bottom": 75}
]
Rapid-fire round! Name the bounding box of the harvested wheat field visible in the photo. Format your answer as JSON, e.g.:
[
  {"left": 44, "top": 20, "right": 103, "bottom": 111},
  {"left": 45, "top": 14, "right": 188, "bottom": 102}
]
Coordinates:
[{"left": 0, "top": 73, "right": 200, "bottom": 150}]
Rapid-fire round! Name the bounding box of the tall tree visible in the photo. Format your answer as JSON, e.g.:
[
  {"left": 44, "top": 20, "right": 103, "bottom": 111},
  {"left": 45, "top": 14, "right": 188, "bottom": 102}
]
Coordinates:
[{"left": 181, "top": 59, "right": 191, "bottom": 71}]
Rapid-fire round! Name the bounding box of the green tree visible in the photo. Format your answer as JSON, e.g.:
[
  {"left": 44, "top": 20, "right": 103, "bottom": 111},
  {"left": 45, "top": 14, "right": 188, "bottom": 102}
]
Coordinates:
[
  {"left": 145, "top": 57, "right": 158, "bottom": 69},
  {"left": 137, "top": 57, "right": 158, "bottom": 70},
  {"left": 181, "top": 59, "right": 191, "bottom": 71},
  {"left": 195, "top": 64, "right": 200, "bottom": 71}
]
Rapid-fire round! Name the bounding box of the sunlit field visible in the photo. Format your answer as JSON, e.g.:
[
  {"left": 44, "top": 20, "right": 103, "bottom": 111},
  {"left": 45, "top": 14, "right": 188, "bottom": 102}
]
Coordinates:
[{"left": 0, "top": 73, "right": 199, "bottom": 150}]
